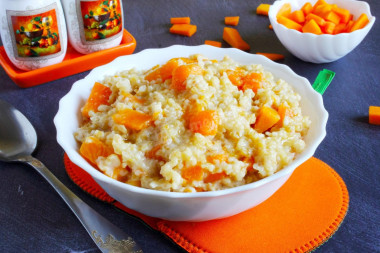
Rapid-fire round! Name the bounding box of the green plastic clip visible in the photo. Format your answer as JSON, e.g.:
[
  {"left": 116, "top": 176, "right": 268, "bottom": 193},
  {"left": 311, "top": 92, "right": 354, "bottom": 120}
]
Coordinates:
[{"left": 312, "top": 69, "right": 335, "bottom": 95}]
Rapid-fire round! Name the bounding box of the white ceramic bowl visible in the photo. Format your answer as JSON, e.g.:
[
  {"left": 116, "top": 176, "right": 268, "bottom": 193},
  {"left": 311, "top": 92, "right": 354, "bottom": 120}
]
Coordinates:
[
  {"left": 269, "top": 0, "right": 376, "bottom": 63},
  {"left": 54, "top": 45, "right": 328, "bottom": 221}
]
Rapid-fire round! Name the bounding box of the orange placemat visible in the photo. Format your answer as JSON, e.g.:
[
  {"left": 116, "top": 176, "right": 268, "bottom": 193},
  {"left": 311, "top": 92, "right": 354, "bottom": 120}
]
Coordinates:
[{"left": 64, "top": 154, "right": 349, "bottom": 253}]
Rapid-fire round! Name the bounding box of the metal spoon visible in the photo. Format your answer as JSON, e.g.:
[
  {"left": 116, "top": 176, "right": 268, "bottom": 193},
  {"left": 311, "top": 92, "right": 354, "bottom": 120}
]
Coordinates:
[{"left": 0, "top": 99, "right": 142, "bottom": 253}]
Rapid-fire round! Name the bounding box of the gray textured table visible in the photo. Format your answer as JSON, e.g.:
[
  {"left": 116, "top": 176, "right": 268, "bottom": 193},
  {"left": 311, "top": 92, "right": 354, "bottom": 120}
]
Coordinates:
[{"left": 1, "top": 0, "right": 379, "bottom": 252}]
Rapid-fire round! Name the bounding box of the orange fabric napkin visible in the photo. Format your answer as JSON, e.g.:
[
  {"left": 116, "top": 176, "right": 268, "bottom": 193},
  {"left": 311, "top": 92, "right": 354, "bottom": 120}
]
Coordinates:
[{"left": 64, "top": 154, "right": 349, "bottom": 253}]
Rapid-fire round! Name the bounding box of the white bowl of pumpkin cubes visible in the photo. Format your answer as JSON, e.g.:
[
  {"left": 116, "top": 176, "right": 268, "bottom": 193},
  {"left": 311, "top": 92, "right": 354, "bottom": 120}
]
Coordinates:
[{"left": 268, "top": 0, "right": 376, "bottom": 63}]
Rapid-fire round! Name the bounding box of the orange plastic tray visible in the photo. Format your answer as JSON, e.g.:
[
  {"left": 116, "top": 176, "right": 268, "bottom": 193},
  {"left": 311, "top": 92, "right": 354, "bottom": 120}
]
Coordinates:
[{"left": 0, "top": 29, "right": 136, "bottom": 88}]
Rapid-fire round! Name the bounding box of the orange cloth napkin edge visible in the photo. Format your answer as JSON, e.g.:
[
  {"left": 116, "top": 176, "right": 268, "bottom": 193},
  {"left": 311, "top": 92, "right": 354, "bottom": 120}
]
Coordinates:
[{"left": 64, "top": 154, "right": 349, "bottom": 253}]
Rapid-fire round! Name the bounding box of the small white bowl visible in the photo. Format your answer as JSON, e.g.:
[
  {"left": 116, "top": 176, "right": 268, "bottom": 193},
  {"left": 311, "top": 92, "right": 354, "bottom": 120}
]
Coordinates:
[
  {"left": 54, "top": 45, "right": 328, "bottom": 221},
  {"left": 269, "top": 0, "right": 376, "bottom": 63}
]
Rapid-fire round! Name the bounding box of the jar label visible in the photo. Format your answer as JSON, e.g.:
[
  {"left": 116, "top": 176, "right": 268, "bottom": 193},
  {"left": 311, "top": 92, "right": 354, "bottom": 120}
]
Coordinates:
[
  {"left": 6, "top": 3, "right": 64, "bottom": 60},
  {"left": 77, "top": 0, "right": 123, "bottom": 44}
]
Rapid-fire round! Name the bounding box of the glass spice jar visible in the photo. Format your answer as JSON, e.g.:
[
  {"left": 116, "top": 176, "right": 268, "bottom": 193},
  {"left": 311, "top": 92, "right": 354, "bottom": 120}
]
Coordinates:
[{"left": 0, "top": 0, "right": 68, "bottom": 71}]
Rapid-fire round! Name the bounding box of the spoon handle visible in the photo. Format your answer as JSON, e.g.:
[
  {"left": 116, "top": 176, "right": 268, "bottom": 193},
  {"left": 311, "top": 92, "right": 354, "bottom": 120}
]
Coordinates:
[{"left": 23, "top": 155, "right": 142, "bottom": 253}]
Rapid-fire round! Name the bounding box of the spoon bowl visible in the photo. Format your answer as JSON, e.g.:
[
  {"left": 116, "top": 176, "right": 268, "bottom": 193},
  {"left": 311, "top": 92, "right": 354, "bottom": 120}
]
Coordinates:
[
  {"left": 0, "top": 100, "right": 36, "bottom": 161},
  {"left": 0, "top": 99, "right": 142, "bottom": 253}
]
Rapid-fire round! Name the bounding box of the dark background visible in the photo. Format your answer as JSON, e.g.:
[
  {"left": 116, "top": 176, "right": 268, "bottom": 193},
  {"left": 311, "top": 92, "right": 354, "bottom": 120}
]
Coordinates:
[{"left": 0, "top": 0, "right": 379, "bottom": 252}]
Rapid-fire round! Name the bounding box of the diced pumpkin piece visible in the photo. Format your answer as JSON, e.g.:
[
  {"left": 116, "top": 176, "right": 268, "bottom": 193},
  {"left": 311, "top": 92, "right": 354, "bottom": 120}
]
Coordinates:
[
  {"left": 254, "top": 106, "right": 281, "bottom": 133},
  {"left": 127, "top": 180, "right": 141, "bottom": 187},
  {"left": 305, "top": 13, "right": 326, "bottom": 27},
  {"left": 277, "top": 3, "right": 291, "bottom": 18},
  {"left": 79, "top": 136, "right": 113, "bottom": 166},
  {"left": 333, "top": 23, "right": 346, "bottom": 34},
  {"left": 226, "top": 68, "right": 244, "bottom": 87},
  {"left": 332, "top": 7, "right": 351, "bottom": 24},
  {"left": 188, "top": 110, "right": 219, "bottom": 136},
  {"left": 269, "top": 24, "right": 273, "bottom": 30},
  {"left": 170, "top": 17, "right": 191, "bottom": 24},
  {"left": 121, "top": 91, "right": 145, "bottom": 104},
  {"left": 322, "top": 21, "right": 336, "bottom": 34},
  {"left": 322, "top": 11, "right": 341, "bottom": 25},
  {"left": 289, "top": 10, "right": 305, "bottom": 24},
  {"left": 301, "top": 2, "right": 313, "bottom": 16},
  {"left": 112, "top": 109, "right": 153, "bottom": 131},
  {"left": 242, "top": 156, "right": 255, "bottom": 173},
  {"left": 350, "top": 13, "right": 369, "bottom": 32},
  {"left": 205, "top": 40, "right": 222, "bottom": 47},
  {"left": 256, "top": 4, "right": 271, "bottom": 16},
  {"left": 145, "top": 58, "right": 179, "bottom": 82},
  {"left": 242, "top": 72, "right": 262, "bottom": 93},
  {"left": 277, "top": 16, "right": 303, "bottom": 32},
  {"left": 276, "top": 104, "right": 293, "bottom": 127},
  {"left": 204, "top": 172, "right": 227, "bottom": 183},
  {"left": 313, "top": 4, "right": 332, "bottom": 17},
  {"left": 345, "top": 20, "right": 354, "bottom": 32},
  {"left": 369, "top": 106, "right": 380, "bottom": 125},
  {"left": 82, "top": 82, "right": 112, "bottom": 118},
  {"left": 169, "top": 24, "right": 197, "bottom": 37},
  {"left": 225, "top": 16, "right": 240, "bottom": 26},
  {"left": 223, "top": 27, "right": 250, "bottom": 51},
  {"left": 182, "top": 165, "right": 204, "bottom": 181},
  {"left": 207, "top": 154, "right": 228, "bottom": 163},
  {"left": 112, "top": 166, "right": 130, "bottom": 182},
  {"left": 145, "top": 144, "right": 164, "bottom": 161},
  {"left": 313, "top": 0, "right": 328, "bottom": 10},
  {"left": 256, "top": 52, "right": 285, "bottom": 61},
  {"left": 171, "top": 64, "right": 203, "bottom": 91},
  {"left": 303, "top": 19, "right": 322, "bottom": 34}
]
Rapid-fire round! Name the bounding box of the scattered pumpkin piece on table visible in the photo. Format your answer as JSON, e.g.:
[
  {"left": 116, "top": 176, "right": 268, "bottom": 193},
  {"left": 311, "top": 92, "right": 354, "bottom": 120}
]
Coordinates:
[
  {"left": 81, "top": 82, "right": 112, "bottom": 118},
  {"left": 170, "top": 24, "right": 197, "bottom": 37},
  {"left": 256, "top": 52, "right": 285, "bottom": 61},
  {"left": 369, "top": 106, "right": 380, "bottom": 125},
  {"left": 256, "top": 4, "right": 271, "bottom": 16},
  {"left": 225, "top": 16, "right": 240, "bottom": 26},
  {"left": 112, "top": 108, "right": 153, "bottom": 131},
  {"left": 170, "top": 17, "right": 191, "bottom": 24},
  {"left": 223, "top": 27, "right": 250, "bottom": 51},
  {"left": 205, "top": 40, "right": 222, "bottom": 47}
]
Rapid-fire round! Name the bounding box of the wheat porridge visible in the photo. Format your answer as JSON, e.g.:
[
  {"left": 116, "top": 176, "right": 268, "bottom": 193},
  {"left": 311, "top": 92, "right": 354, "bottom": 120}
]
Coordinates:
[{"left": 75, "top": 54, "right": 310, "bottom": 192}]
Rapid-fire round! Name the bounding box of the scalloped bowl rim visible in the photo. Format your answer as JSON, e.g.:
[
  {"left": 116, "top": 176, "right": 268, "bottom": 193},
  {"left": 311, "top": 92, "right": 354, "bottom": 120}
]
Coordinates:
[
  {"left": 268, "top": 0, "right": 376, "bottom": 39},
  {"left": 54, "top": 45, "right": 328, "bottom": 199}
]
